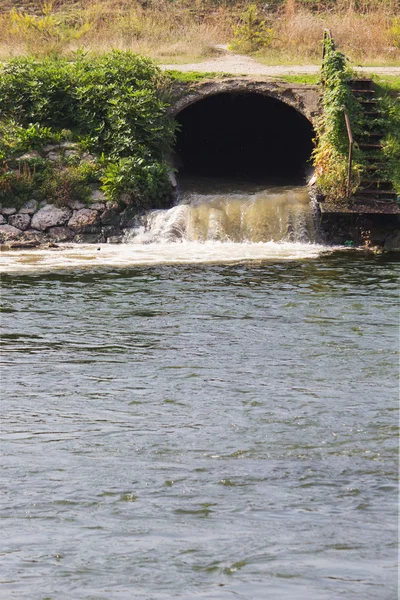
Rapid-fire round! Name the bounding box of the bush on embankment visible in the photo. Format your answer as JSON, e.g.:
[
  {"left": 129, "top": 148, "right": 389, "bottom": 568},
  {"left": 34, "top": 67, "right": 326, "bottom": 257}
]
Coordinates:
[{"left": 0, "top": 51, "right": 175, "bottom": 208}]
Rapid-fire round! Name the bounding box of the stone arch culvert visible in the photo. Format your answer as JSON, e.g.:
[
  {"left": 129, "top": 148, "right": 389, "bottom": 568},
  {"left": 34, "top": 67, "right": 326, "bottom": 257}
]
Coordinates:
[{"left": 170, "top": 79, "right": 321, "bottom": 185}]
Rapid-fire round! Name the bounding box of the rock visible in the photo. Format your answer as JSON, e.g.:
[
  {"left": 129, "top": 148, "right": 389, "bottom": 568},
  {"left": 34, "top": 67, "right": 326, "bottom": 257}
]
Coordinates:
[
  {"left": 81, "top": 153, "right": 95, "bottom": 164},
  {"left": 0, "top": 225, "right": 23, "bottom": 241},
  {"left": 100, "top": 208, "right": 120, "bottom": 226},
  {"left": 120, "top": 206, "right": 141, "bottom": 229},
  {"left": 102, "top": 225, "right": 122, "bottom": 239},
  {"left": 106, "top": 201, "right": 120, "bottom": 210},
  {"left": 73, "top": 232, "right": 105, "bottom": 244},
  {"left": 384, "top": 230, "right": 400, "bottom": 252},
  {"left": 59, "top": 141, "right": 77, "bottom": 149},
  {"left": 5, "top": 239, "right": 41, "bottom": 249},
  {"left": 68, "top": 209, "right": 99, "bottom": 231},
  {"left": 18, "top": 151, "right": 40, "bottom": 160},
  {"left": 8, "top": 213, "right": 31, "bottom": 231},
  {"left": 120, "top": 192, "right": 133, "bottom": 206},
  {"left": 65, "top": 199, "right": 86, "bottom": 210},
  {"left": 1, "top": 207, "right": 17, "bottom": 216},
  {"left": 31, "top": 205, "right": 72, "bottom": 231},
  {"left": 90, "top": 189, "right": 106, "bottom": 203},
  {"left": 19, "top": 199, "right": 38, "bottom": 215},
  {"left": 43, "top": 144, "right": 57, "bottom": 153},
  {"left": 0, "top": 215, "right": 6, "bottom": 225},
  {"left": 64, "top": 150, "right": 79, "bottom": 159},
  {"left": 47, "top": 151, "right": 61, "bottom": 162},
  {"left": 90, "top": 202, "right": 105, "bottom": 211},
  {"left": 48, "top": 226, "right": 74, "bottom": 242},
  {"left": 23, "top": 230, "right": 49, "bottom": 243}
]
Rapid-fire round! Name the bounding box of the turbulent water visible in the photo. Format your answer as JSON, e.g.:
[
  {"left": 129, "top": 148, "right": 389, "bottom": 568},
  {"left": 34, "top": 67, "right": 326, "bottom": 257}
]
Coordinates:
[
  {"left": 1, "top": 185, "right": 325, "bottom": 274},
  {"left": 1, "top": 184, "right": 399, "bottom": 600},
  {"left": 127, "top": 185, "right": 317, "bottom": 245}
]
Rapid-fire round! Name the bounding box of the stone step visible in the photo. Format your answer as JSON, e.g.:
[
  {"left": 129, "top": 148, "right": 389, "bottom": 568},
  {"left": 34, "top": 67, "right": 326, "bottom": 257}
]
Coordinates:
[
  {"left": 352, "top": 89, "right": 375, "bottom": 96},
  {"left": 359, "top": 143, "right": 383, "bottom": 150},
  {"left": 362, "top": 111, "right": 381, "bottom": 117},
  {"left": 360, "top": 180, "right": 394, "bottom": 190},
  {"left": 350, "top": 79, "right": 374, "bottom": 90},
  {"left": 359, "top": 99, "right": 378, "bottom": 105},
  {"left": 353, "top": 190, "right": 398, "bottom": 202}
]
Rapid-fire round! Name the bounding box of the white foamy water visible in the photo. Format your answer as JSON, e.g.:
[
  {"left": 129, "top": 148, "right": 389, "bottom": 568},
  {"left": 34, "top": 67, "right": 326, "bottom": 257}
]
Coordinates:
[
  {"left": 0, "top": 241, "right": 330, "bottom": 274},
  {"left": 1, "top": 186, "right": 333, "bottom": 273}
]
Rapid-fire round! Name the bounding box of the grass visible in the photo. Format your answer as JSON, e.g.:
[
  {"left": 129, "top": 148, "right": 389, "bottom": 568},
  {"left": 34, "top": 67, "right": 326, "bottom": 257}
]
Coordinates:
[
  {"left": 275, "top": 74, "right": 320, "bottom": 85},
  {"left": 0, "top": 1, "right": 398, "bottom": 66},
  {"left": 165, "top": 70, "right": 233, "bottom": 82},
  {"left": 371, "top": 75, "right": 400, "bottom": 93}
]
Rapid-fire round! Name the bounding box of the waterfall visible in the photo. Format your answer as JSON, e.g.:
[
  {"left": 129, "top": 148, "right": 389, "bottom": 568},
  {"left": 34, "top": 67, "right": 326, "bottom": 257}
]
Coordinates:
[{"left": 125, "top": 185, "right": 318, "bottom": 245}]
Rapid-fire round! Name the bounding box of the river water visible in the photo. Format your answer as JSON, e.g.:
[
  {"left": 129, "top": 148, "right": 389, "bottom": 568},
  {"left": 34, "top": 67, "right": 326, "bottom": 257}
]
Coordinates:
[{"left": 1, "top": 185, "right": 399, "bottom": 600}]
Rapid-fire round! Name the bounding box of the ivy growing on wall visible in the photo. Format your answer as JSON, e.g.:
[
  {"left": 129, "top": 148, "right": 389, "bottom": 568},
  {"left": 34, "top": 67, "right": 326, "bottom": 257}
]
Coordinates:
[{"left": 312, "top": 36, "right": 365, "bottom": 201}]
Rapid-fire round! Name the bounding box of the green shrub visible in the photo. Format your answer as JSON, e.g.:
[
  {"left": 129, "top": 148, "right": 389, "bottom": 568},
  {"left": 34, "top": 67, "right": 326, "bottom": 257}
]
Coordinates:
[
  {"left": 0, "top": 158, "right": 50, "bottom": 206},
  {"left": 101, "top": 156, "right": 171, "bottom": 204},
  {"left": 0, "top": 51, "right": 175, "bottom": 205},
  {"left": 230, "top": 4, "right": 275, "bottom": 53},
  {"left": 39, "top": 166, "right": 91, "bottom": 206}
]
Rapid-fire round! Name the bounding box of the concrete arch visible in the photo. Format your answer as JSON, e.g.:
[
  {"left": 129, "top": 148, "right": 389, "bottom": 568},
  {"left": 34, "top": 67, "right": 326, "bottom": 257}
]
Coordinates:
[
  {"left": 170, "top": 78, "right": 321, "bottom": 125},
  {"left": 171, "top": 79, "right": 320, "bottom": 184}
]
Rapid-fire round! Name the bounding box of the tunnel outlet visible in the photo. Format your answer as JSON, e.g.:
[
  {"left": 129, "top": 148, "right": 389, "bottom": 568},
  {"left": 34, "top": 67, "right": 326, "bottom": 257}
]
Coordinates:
[{"left": 174, "top": 92, "right": 315, "bottom": 185}]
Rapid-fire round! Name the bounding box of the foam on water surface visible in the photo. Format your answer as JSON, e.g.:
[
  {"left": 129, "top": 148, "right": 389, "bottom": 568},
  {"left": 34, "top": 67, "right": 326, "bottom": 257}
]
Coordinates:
[{"left": 1, "top": 185, "right": 335, "bottom": 273}]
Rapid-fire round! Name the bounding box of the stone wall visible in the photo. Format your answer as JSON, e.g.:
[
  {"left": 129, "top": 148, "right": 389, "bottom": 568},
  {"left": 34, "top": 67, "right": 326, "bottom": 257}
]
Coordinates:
[{"left": 0, "top": 195, "right": 142, "bottom": 247}]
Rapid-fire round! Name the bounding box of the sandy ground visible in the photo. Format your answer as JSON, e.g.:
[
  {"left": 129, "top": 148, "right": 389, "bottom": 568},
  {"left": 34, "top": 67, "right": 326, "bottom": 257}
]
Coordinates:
[{"left": 161, "top": 47, "right": 400, "bottom": 76}]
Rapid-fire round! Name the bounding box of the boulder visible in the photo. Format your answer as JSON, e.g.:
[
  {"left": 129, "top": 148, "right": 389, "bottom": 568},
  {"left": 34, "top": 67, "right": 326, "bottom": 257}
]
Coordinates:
[
  {"left": 100, "top": 208, "right": 120, "bottom": 226},
  {"left": 0, "top": 224, "right": 23, "bottom": 241},
  {"left": 18, "top": 151, "right": 40, "bottom": 160},
  {"left": 19, "top": 199, "right": 38, "bottom": 215},
  {"left": 23, "top": 230, "right": 49, "bottom": 243},
  {"left": 43, "top": 144, "right": 57, "bottom": 153},
  {"left": 0, "top": 215, "right": 6, "bottom": 225},
  {"left": 102, "top": 224, "right": 122, "bottom": 240},
  {"left": 48, "top": 226, "right": 74, "bottom": 242},
  {"left": 120, "top": 192, "right": 133, "bottom": 206},
  {"left": 31, "top": 205, "right": 72, "bottom": 231},
  {"left": 47, "top": 151, "right": 61, "bottom": 162},
  {"left": 73, "top": 232, "right": 105, "bottom": 244},
  {"left": 59, "top": 141, "right": 77, "bottom": 149},
  {"left": 1, "top": 207, "right": 17, "bottom": 216},
  {"left": 81, "top": 153, "right": 95, "bottom": 164},
  {"left": 90, "top": 189, "right": 106, "bottom": 203},
  {"left": 5, "top": 239, "right": 41, "bottom": 249},
  {"left": 68, "top": 209, "right": 99, "bottom": 231},
  {"left": 8, "top": 213, "right": 31, "bottom": 231},
  {"left": 65, "top": 199, "right": 86, "bottom": 210},
  {"left": 64, "top": 150, "right": 79, "bottom": 159},
  {"left": 120, "top": 206, "right": 141, "bottom": 229},
  {"left": 90, "top": 202, "right": 105, "bottom": 211}
]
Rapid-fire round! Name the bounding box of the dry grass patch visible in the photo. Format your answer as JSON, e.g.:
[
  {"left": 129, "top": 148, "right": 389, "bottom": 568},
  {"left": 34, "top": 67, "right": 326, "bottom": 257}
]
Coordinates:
[{"left": 0, "top": 1, "right": 398, "bottom": 65}]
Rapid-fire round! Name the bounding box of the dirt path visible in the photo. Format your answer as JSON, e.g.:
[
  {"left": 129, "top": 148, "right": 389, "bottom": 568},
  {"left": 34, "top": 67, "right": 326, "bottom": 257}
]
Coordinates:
[{"left": 161, "top": 47, "right": 400, "bottom": 77}]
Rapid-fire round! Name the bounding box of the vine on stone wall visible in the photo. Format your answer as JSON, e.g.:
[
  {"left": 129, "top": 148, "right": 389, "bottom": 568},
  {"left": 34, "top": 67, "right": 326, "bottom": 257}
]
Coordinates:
[{"left": 312, "top": 36, "right": 365, "bottom": 201}]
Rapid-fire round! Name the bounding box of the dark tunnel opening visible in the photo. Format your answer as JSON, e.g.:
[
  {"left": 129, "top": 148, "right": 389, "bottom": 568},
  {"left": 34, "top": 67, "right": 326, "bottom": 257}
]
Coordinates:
[{"left": 174, "top": 93, "right": 315, "bottom": 185}]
